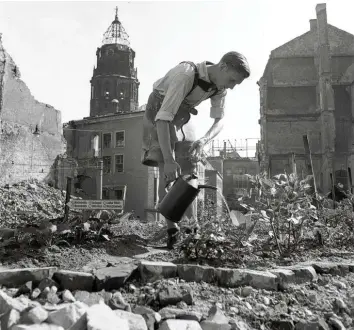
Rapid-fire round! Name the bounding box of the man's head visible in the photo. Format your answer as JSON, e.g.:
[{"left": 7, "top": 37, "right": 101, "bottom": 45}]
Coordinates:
[{"left": 214, "top": 51, "right": 250, "bottom": 90}]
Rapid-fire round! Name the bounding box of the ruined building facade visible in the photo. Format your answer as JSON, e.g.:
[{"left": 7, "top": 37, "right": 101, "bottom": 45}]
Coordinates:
[
  {"left": 258, "top": 3, "right": 354, "bottom": 192},
  {"left": 0, "top": 35, "right": 65, "bottom": 185},
  {"left": 64, "top": 9, "right": 158, "bottom": 220}
]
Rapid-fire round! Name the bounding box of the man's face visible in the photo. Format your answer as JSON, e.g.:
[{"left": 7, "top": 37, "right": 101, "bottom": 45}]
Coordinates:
[{"left": 216, "top": 63, "right": 245, "bottom": 90}]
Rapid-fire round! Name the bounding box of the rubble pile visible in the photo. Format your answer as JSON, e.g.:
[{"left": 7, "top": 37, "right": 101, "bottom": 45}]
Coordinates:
[{"left": 0, "top": 179, "right": 68, "bottom": 228}]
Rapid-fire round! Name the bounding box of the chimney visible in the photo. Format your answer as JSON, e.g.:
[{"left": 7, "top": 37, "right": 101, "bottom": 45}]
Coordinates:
[
  {"left": 316, "top": 3, "right": 328, "bottom": 45},
  {"left": 310, "top": 19, "right": 317, "bottom": 31}
]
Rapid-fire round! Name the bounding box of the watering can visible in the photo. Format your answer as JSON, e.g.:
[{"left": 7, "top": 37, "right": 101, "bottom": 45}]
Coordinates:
[{"left": 158, "top": 174, "right": 218, "bottom": 223}]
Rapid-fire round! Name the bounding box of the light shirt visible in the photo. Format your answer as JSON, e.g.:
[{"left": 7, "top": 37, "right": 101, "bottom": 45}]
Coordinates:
[{"left": 153, "top": 61, "right": 227, "bottom": 122}]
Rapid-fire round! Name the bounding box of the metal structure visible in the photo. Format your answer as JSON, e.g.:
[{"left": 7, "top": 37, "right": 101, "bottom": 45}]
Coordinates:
[
  {"left": 205, "top": 138, "right": 259, "bottom": 159},
  {"left": 102, "top": 7, "right": 130, "bottom": 46}
]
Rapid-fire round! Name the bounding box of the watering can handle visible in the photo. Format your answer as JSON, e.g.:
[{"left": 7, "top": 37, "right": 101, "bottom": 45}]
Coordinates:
[
  {"left": 165, "top": 176, "right": 179, "bottom": 193},
  {"left": 198, "top": 184, "right": 218, "bottom": 190}
]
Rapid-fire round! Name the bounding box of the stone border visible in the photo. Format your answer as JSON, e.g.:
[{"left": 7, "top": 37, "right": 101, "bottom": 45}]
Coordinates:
[{"left": 0, "top": 260, "right": 353, "bottom": 292}]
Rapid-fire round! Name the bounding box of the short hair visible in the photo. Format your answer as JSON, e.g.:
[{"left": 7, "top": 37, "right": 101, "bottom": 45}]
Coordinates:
[{"left": 220, "top": 51, "right": 250, "bottom": 78}]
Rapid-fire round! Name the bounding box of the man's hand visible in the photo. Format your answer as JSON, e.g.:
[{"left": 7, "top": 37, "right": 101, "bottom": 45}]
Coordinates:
[
  {"left": 164, "top": 160, "right": 181, "bottom": 184},
  {"left": 188, "top": 138, "right": 207, "bottom": 163}
]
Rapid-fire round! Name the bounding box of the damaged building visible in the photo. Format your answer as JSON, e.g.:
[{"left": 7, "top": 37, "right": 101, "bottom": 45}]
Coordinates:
[
  {"left": 257, "top": 3, "right": 354, "bottom": 192},
  {"left": 0, "top": 34, "right": 65, "bottom": 186}
]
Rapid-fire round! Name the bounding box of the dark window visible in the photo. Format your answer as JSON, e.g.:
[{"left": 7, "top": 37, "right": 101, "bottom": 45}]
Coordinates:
[
  {"left": 115, "top": 155, "right": 124, "bottom": 173},
  {"left": 103, "top": 133, "right": 111, "bottom": 149},
  {"left": 103, "top": 156, "right": 111, "bottom": 174},
  {"left": 115, "top": 131, "right": 125, "bottom": 147},
  {"left": 102, "top": 189, "right": 110, "bottom": 200},
  {"left": 114, "top": 189, "right": 124, "bottom": 200}
]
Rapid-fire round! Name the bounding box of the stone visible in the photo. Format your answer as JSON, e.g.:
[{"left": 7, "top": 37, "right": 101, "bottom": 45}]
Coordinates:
[
  {"left": 17, "top": 281, "right": 33, "bottom": 296},
  {"left": 114, "top": 310, "right": 148, "bottom": 330},
  {"left": 24, "top": 305, "right": 49, "bottom": 324},
  {"left": 0, "top": 267, "right": 57, "bottom": 287},
  {"left": 47, "top": 292, "right": 60, "bottom": 305},
  {"left": 31, "top": 288, "right": 41, "bottom": 299},
  {"left": 74, "top": 290, "right": 111, "bottom": 307},
  {"left": 47, "top": 301, "right": 87, "bottom": 329},
  {"left": 159, "top": 319, "right": 202, "bottom": 330},
  {"left": 38, "top": 278, "right": 58, "bottom": 291},
  {"left": 200, "top": 305, "right": 230, "bottom": 330},
  {"left": 158, "top": 307, "right": 202, "bottom": 322},
  {"left": 1, "top": 308, "right": 21, "bottom": 329},
  {"left": 94, "top": 264, "right": 138, "bottom": 290},
  {"left": 62, "top": 289, "right": 76, "bottom": 302},
  {"left": 0, "top": 290, "right": 28, "bottom": 314},
  {"left": 329, "top": 317, "right": 346, "bottom": 330},
  {"left": 271, "top": 319, "right": 295, "bottom": 330},
  {"left": 133, "top": 306, "right": 157, "bottom": 330},
  {"left": 310, "top": 262, "right": 342, "bottom": 275},
  {"left": 216, "top": 268, "right": 277, "bottom": 290},
  {"left": 12, "top": 324, "right": 64, "bottom": 330},
  {"left": 295, "top": 319, "right": 330, "bottom": 330},
  {"left": 177, "top": 264, "right": 216, "bottom": 283},
  {"left": 86, "top": 303, "right": 129, "bottom": 330},
  {"left": 240, "top": 286, "right": 253, "bottom": 297},
  {"left": 158, "top": 285, "right": 193, "bottom": 307},
  {"left": 287, "top": 266, "right": 317, "bottom": 284},
  {"left": 270, "top": 269, "right": 296, "bottom": 290},
  {"left": 53, "top": 270, "right": 94, "bottom": 292},
  {"left": 139, "top": 261, "right": 177, "bottom": 283}
]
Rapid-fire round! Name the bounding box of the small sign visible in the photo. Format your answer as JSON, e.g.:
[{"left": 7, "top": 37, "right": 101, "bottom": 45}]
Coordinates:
[{"left": 68, "top": 199, "right": 124, "bottom": 210}]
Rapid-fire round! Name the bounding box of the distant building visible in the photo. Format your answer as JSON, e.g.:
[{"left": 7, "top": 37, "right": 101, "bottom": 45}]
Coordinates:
[
  {"left": 257, "top": 3, "right": 354, "bottom": 192},
  {"left": 64, "top": 8, "right": 157, "bottom": 220}
]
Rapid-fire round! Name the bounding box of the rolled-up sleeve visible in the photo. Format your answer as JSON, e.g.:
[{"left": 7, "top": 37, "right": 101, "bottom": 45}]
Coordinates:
[
  {"left": 155, "top": 73, "right": 194, "bottom": 122},
  {"left": 210, "top": 89, "right": 227, "bottom": 119}
]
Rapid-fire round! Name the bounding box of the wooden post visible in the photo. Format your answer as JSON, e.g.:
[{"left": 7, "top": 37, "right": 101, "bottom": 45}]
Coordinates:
[
  {"left": 96, "top": 160, "right": 103, "bottom": 199},
  {"left": 330, "top": 172, "right": 336, "bottom": 209},
  {"left": 303, "top": 135, "right": 318, "bottom": 195},
  {"left": 291, "top": 152, "right": 297, "bottom": 174},
  {"left": 348, "top": 167, "right": 353, "bottom": 194},
  {"left": 63, "top": 177, "right": 72, "bottom": 222}
]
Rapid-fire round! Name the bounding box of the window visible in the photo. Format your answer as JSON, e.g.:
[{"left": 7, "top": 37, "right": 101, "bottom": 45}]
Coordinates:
[
  {"left": 103, "top": 133, "right": 112, "bottom": 149},
  {"left": 114, "top": 189, "right": 124, "bottom": 200},
  {"left": 115, "top": 155, "right": 124, "bottom": 173},
  {"left": 102, "top": 189, "right": 110, "bottom": 200},
  {"left": 103, "top": 156, "right": 112, "bottom": 174},
  {"left": 115, "top": 131, "right": 125, "bottom": 147}
]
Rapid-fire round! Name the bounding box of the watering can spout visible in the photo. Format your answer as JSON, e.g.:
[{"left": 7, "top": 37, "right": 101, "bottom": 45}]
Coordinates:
[{"left": 198, "top": 184, "right": 218, "bottom": 190}]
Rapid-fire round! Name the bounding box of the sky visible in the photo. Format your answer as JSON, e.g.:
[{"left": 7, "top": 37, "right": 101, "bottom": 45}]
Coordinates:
[{"left": 1, "top": 0, "right": 354, "bottom": 156}]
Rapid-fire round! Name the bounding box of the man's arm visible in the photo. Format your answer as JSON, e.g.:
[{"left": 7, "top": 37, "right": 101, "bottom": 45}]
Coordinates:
[{"left": 199, "top": 118, "right": 224, "bottom": 145}]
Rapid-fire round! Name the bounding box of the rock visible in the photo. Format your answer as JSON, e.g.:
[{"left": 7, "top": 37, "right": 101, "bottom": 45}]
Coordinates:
[
  {"left": 0, "top": 267, "right": 57, "bottom": 287},
  {"left": 17, "top": 281, "right": 33, "bottom": 296},
  {"left": 47, "top": 301, "right": 87, "bottom": 329},
  {"left": 334, "top": 298, "right": 347, "bottom": 310},
  {"left": 12, "top": 324, "right": 64, "bottom": 330},
  {"left": 262, "top": 297, "right": 270, "bottom": 305},
  {"left": 200, "top": 305, "right": 230, "bottom": 330},
  {"left": 229, "top": 318, "right": 251, "bottom": 330},
  {"left": 287, "top": 266, "right": 318, "bottom": 284},
  {"left": 271, "top": 319, "right": 295, "bottom": 330},
  {"left": 114, "top": 310, "right": 148, "bottom": 330},
  {"left": 86, "top": 303, "right": 129, "bottom": 330},
  {"left": 129, "top": 284, "right": 137, "bottom": 292},
  {"left": 240, "top": 286, "right": 253, "bottom": 297},
  {"left": 95, "top": 264, "right": 138, "bottom": 290},
  {"left": 74, "top": 290, "right": 111, "bottom": 307},
  {"left": 31, "top": 288, "right": 41, "bottom": 299},
  {"left": 158, "top": 307, "right": 202, "bottom": 322},
  {"left": 1, "top": 308, "right": 21, "bottom": 329},
  {"left": 311, "top": 262, "right": 342, "bottom": 276},
  {"left": 216, "top": 268, "right": 278, "bottom": 290},
  {"left": 176, "top": 301, "right": 188, "bottom": 309},
  {"left": 329, "top": 317, "right": 346, "bottom": 330},
  {"left": 0, "top": 290, "right": 28, "bottom": 314},
  {"left": 47, "top": 292, "right": 60, "bottom": 305},
  {"left": 332, "top": 280, "right": 346, "bottom": 290},
  {"left": 38, "top": 278, "right": 58, "bottom": 291},
  {"left": 24, "top": 305, "right": 49, "bottom": 324},
  {"left": 139, "top": 261, "right": 177, "bottom": 283},
  {"left": 295, "top": 319, "right": 330, "bottom": 330},
  {"left": 270, "top": 269, "right": 296, "bottom": 290},
  {"left": 177, "top": 264, "right": 216, "bottom": 283},
  {"left": 62, "top": 289, "right": 75, "bottom": 302},
  {"left": 158, "top": 285, "right": 193, "bottom": 307},
  {"left": 53, "top": 270, "right": 94, "bottom": 292},
  {"left": 159, "top": 319, "right": 202, "bottom": 330},
  {"left": 133, "top": 306, "right": 157, "bottom": 330}
]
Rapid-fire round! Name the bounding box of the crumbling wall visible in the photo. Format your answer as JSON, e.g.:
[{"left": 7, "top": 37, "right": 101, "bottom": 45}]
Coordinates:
[{"left": 0, "top": 38, "right": 65, "bottom": 185}]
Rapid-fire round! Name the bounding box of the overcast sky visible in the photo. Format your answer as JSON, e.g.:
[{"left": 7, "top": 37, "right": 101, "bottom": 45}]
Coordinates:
[{"left": 0, "top": 0, "right": 353, "bottom": 156}]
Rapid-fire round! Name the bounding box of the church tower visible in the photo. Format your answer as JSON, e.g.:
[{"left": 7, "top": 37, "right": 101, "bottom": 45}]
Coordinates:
[{"left": 90, "top": 7, "right": 139, "bottom": 116}]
